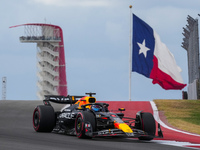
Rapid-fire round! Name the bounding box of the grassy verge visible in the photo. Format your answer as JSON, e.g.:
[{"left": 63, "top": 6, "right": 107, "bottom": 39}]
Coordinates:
[{"left": 154, "top": 100, "right": 200, "bottom": 135}]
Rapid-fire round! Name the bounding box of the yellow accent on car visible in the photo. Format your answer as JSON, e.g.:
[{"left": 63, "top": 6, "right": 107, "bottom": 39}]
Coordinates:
[
  {"left": 119, "top": 108, "right": 125, "bottom": 111},
  {"left": 118, "top": 123, "right": 133, "bottom": 133},
  {"left": 75, "top": 96, "right": 96, "bottom": 109}
]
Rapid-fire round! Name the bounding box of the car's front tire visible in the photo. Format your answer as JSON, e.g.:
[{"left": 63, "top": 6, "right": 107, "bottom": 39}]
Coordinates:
[
  {"left": 137, "top": 112, "right": 156, "bottom": 141},
  {"left": 75, "top": 111, "right": 96, "bottom": 138}
]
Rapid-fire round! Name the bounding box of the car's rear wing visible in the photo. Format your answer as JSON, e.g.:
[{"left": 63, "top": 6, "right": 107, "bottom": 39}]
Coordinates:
[{"left": 43, "top": 95, "right": 85, "bottom": 105}]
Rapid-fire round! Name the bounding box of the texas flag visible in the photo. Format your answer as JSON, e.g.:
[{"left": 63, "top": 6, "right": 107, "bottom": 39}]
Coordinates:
[{"left": 132, "top": 14, "right": 186, "bottom": 90}]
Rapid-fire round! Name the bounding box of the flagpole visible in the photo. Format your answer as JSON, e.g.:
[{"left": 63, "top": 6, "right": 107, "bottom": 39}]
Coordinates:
[{"left": 129, "top": 5, "right": 132, "bottom": 101}]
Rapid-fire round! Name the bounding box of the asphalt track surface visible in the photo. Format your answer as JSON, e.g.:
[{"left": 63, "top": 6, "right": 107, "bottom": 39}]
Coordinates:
[{"left": 0, "top": 100, "right": 194, "bottom": 150}]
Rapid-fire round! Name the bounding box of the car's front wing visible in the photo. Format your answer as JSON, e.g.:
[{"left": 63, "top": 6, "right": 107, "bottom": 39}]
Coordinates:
[{"left": 86, "top": 128, "right": 153, "bottom": 138}]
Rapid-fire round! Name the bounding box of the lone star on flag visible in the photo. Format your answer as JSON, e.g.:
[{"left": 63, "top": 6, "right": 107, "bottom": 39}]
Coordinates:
[{"left": 137, "top": 39, "right": 150, "bottom": 58}]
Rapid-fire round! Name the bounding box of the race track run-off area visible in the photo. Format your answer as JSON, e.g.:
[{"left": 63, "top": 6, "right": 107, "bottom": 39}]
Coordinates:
[
  {"left": 0, "top": 100, "right": 199, "bottom": 150},
  {"left": 102, "top": 101, "right": 200, "bottom": 149}
]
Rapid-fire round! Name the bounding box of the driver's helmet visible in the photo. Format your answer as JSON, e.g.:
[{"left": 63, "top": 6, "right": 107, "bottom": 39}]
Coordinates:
[{"left": 91, "top": 105, "right": 101, "bottom": 112}]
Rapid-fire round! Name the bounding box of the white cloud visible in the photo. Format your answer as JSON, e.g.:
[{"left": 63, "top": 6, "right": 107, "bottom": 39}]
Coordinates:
[{"left": 31, "top": 0, "right": 110, "bottom": 7}]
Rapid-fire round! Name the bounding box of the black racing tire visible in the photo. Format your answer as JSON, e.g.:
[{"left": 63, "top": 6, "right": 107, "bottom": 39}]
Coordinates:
[
  {"left": 75, "top": 111, "right": 96, "bottom": 138},
  {"left": 33, "top": 105, "right": 55, "bottom": 132},
  {"left": 138, "top": 112, "right": 156, "bottom": 141}
]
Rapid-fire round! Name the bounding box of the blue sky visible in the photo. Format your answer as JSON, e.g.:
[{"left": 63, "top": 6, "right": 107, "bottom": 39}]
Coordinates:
[{"left": 0, "top": 0, "right": 200, "bottom": 101}]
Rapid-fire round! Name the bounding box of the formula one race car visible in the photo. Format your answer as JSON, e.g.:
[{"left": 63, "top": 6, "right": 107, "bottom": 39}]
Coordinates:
[{"left": 33, "top": 93, "right": 163, "bottom": 140}]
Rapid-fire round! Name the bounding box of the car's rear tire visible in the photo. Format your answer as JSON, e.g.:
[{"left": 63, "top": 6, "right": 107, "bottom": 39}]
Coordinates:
[
  {"left": 75, "top": 111, "right": 96, "bottom": 138},
  {"left": 138, "top": 112, "right": 156, "bottom": 141},
  {"left": 33, "top": 105, "right": 55, "bottom": 132}
]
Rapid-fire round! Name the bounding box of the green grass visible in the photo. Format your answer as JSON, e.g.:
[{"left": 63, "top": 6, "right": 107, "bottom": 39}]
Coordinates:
[
  {"left": 154, "top": 100, "right": 200, "bottom": 135},
  {"left": 183, "top": 111, "right": 200, "bottom": 125}
]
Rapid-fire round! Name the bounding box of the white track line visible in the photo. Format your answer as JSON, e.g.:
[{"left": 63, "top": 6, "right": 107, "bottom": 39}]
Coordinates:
[
  {"left": 152, "top": 140, "right": 200, "bottom": 150},
  {"left": 150, "top": 101, "right": 200, "bottom": 137},
  {"left": 150, "top": 101, "right": 200, "bottom": 149}
]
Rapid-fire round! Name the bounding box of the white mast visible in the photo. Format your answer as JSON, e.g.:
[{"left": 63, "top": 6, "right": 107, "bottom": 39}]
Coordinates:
[{"left": 129, "top": 5, "right": 132, "bottom": 101}]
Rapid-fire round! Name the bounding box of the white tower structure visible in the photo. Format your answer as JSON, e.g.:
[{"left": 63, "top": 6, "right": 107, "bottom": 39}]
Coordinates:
[{"left": 11, "top": 24, "right": 68, "bottom": 100}]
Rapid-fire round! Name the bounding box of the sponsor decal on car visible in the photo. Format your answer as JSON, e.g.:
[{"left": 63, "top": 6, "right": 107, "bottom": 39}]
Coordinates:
[{"left": 59, "top": 113, "right": 75, "bottom": 119}]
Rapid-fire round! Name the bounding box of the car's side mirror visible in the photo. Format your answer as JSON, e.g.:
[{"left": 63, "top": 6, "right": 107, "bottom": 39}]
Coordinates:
[{"left": 118, "top": 108, "right": 125, "bottom": 111}]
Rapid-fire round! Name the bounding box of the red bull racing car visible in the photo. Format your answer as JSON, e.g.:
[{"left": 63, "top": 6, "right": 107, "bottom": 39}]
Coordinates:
[{"left": 33, "top": 93, "right": 163, "bottom": 140}]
